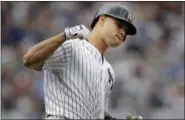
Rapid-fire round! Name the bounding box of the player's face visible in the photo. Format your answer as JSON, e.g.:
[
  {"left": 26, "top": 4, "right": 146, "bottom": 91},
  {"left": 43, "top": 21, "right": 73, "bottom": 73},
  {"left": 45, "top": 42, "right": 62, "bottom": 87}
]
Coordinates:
[{"left": 101, "top": 16, "right": 129, "bottom": 47}]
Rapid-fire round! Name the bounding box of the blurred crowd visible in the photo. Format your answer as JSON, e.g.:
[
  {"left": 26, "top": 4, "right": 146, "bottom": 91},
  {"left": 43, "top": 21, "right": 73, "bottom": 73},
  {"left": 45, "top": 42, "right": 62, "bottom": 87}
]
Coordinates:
[{"left": 1, "top": 1, "right": 184, "bottom": 119}]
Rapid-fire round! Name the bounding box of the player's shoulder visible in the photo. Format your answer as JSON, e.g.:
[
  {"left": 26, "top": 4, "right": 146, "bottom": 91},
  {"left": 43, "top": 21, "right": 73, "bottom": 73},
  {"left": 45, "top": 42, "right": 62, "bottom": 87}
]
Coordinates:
[
  {"left": 104, "top": 60, "right": 111, "bottom": 68},
  {"left": 63, "top": 38, "right": 80, "bottom": 44},
  {"left": 63, "top": 38, "right": 84, "bottom": 46},
  {"left": 61, "top": 38, "right": 84, "bottom": 50},
  {"left": 104, "top": 59, "right": 112, "bottom": 68},
  {"left": 104, "top": 60, "right": 115, "bottom": 74},
  {"left": 105, "top": 61, "right": 115, "bottom": 81}
]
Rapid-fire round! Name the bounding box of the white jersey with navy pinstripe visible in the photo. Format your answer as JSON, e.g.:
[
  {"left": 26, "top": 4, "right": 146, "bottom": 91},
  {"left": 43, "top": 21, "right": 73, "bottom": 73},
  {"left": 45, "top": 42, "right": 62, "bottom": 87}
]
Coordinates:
[{"left": 43, "top": 39, "right": 115, "bottom": 119}]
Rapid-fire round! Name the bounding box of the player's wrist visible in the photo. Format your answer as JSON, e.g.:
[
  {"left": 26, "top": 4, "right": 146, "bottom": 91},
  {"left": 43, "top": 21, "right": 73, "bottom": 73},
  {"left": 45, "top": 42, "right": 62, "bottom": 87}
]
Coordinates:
[
  {"left": 54, "top": 32, "right": 67, "bottom": 44},
  {"left": 63, "top": 31, "right": 67, "bottom": 41},
  {"left": 64, "top": 27, "right": 70, "bottom": 40}
]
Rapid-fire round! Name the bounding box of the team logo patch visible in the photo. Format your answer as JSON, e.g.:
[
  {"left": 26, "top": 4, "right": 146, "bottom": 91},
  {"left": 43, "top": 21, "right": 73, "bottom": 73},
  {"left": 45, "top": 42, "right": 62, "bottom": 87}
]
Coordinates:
[{"left": 127, "top": 12, "right": 132, "bottom": 21}]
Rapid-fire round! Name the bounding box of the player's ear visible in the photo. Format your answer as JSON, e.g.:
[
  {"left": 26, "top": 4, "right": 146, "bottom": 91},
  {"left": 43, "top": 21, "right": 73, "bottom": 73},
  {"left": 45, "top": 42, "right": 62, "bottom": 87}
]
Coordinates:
[{"left": 98, "top": 15, "right": 106, "bottom": 27}]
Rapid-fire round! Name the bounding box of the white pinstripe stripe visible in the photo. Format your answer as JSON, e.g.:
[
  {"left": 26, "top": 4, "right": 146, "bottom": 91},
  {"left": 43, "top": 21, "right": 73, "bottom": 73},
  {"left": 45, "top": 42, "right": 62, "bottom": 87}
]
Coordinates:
[{"left": 43, "top": 39, "right": 115, "bottom": 119}]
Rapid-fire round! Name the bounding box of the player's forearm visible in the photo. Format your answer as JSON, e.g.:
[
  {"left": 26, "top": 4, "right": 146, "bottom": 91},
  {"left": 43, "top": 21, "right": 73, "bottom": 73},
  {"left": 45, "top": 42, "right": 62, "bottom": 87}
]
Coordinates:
[{"left": 23, "top": 32, "right": 66, "bottom": 69}]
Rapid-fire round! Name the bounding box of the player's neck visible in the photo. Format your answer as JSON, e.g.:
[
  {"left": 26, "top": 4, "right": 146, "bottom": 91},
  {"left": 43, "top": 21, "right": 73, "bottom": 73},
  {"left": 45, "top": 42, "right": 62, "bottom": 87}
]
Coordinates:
[{"left": 87, "top": 30, "right": 108, "bottom": 55}]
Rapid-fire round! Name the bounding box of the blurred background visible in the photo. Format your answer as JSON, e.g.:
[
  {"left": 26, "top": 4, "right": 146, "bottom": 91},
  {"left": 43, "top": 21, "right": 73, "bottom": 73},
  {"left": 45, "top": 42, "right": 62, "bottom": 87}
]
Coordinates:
[{"left": 1, "top": 1, "right": 184, "bottom": 119}]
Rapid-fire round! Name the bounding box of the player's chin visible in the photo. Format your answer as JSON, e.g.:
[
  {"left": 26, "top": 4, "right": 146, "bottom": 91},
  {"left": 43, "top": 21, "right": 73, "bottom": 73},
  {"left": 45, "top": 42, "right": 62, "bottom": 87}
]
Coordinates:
[
  {"left": 110, "top": 41, "right": 122, "bottom": 47},
  {"left": 115, "top": 36, "right": 125, "bottom": 44},
  {"left": 116, "top": 37, "right": 123, "bottom": 44}
]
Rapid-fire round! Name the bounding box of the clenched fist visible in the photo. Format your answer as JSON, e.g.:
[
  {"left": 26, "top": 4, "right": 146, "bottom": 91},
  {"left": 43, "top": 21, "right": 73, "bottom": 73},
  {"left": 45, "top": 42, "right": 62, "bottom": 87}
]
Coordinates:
[{"left": 64, "top": 24, "right": 90, "bottom": 40}]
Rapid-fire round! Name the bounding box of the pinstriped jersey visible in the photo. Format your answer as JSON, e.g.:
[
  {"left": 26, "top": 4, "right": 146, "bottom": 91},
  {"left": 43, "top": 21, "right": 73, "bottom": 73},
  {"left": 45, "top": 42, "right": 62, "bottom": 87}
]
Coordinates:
[{"left": 43, "top": 39, "right": 115, "bottom": 119}]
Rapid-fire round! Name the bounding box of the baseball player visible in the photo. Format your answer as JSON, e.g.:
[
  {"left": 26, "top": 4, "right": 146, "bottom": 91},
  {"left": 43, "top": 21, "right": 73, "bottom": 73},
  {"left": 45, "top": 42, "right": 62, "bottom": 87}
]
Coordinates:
[{"left": 23, "top": 3, "right": 142, "bottom": 120}]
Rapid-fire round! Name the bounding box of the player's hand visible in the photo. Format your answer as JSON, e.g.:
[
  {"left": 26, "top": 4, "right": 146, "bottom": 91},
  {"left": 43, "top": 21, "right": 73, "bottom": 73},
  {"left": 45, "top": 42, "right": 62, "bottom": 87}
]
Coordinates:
[
  {"left": 64, "top": 24, "right": 90, "bottom": 40},
  {"left": 125, "top": 113, "right": 143, "bottom": 120}
]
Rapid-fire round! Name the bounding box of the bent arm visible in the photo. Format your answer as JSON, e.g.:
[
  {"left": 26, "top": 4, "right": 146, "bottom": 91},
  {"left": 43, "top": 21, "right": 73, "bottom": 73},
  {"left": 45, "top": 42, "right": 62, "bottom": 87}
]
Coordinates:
[{"left": 23, "top": 32, "right": 66, "bottom": 71}]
